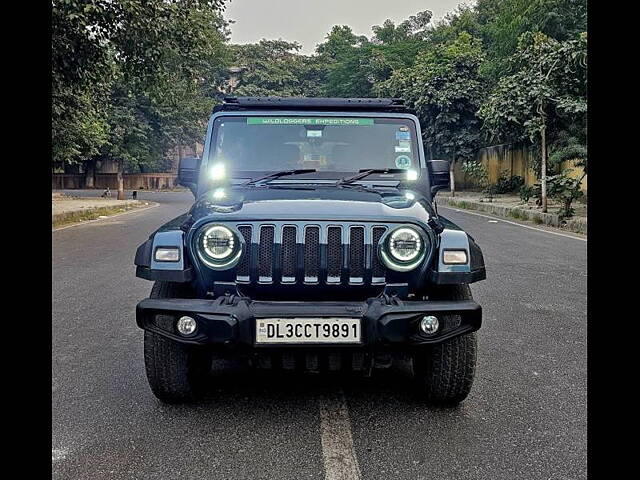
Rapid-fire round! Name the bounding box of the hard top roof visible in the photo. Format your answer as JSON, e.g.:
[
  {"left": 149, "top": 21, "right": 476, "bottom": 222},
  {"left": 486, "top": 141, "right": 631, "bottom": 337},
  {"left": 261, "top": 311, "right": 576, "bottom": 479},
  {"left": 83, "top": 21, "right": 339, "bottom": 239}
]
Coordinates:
[{"left": 213, "top": 96, "right": 415, "bottom": 114}]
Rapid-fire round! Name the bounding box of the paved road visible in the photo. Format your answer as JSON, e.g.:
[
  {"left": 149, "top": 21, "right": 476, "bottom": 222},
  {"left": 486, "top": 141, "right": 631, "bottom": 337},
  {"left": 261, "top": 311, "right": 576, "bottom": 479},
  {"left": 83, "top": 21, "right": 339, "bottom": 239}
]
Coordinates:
[{"left": 52, "top": 190, "right": 586, "bottom": 479}]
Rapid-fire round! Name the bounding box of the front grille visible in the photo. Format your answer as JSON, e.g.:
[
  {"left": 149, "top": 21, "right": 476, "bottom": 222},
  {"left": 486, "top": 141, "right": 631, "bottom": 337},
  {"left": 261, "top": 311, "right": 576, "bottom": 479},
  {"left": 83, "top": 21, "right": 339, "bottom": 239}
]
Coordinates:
[
  {"left": 281, "top": 226, "right": 297, "bottom": 281},
  {"left": 237, "top": 226, "right": 252, "bottom": 279},
  {"left": 234, "top": 223, "right": 390, "bottom": 286},
  {"left": 304, "top": 226, "right": 320, "bottom": 281},
  {"left": 349, "top": 227, "right": 365, "bottom": 282},
  {"left": 258, "top": 226, "right": 275, "bottom": 281},
  {"left": 327, "top": 227, "right": 342, "bottom": 282},
  {"left": 372, "top": 227, "right": 386, "bottom": 280}
]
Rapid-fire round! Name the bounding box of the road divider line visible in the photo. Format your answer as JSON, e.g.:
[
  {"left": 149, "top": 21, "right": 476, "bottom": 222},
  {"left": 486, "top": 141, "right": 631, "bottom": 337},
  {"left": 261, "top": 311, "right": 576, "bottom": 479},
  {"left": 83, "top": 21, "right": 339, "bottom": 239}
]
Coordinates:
[
  {"left": 319, "top": 389, "right": 362, "bottom": 480},
  {"left": 52, "top": 202, "right": 159, "bottom": 232},
  {"left": 440, "top": 205, "right": 587, "bottom": 241},
  {"left": 52, "top": 448, "right": 68, "bottom": 463}
]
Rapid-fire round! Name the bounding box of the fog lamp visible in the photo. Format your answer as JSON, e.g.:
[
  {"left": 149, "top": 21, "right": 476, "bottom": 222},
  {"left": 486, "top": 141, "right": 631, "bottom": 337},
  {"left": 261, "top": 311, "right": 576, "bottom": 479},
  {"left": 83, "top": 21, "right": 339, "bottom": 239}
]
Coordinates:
[
  {"left": 420, "top": 315, "right": 439, "bottom": 335},
  {"left": 176, "top": 316, "right": 197, "bottom": 336}
]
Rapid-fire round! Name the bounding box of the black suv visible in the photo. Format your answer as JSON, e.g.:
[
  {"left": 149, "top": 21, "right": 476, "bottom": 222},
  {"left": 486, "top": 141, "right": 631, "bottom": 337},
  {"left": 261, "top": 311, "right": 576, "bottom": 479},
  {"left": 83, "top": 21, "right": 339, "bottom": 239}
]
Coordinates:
[{"left": 134, "top": 97, "right": 486, "bottom": 404}]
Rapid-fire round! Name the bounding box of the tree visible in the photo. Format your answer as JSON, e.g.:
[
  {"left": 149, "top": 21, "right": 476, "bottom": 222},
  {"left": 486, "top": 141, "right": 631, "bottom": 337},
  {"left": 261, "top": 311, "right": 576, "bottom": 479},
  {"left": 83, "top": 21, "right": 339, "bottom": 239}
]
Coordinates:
[
  {"left": 377, "top": 33, "right": 486, "bottom": 196},
  {"left": 52, "top": 0, "right": 230, "bottom": 198},
  {"left": 315, "top": 26, "right": 374, "bottom": 97},
  {"left": 476, "top": 0, "right": 587, "bottom": 81},
  {"left": 479, "top": 32, "right": 586, "bottom": 211},
  {"left": 52, "top": 0, "right": 116, "bottom": 167},
  {"left": 230, "top": 40, "right": 325, "bottom": 97},
  {"left": 316, "top": 13, "right": 433, "bottom": 98}
]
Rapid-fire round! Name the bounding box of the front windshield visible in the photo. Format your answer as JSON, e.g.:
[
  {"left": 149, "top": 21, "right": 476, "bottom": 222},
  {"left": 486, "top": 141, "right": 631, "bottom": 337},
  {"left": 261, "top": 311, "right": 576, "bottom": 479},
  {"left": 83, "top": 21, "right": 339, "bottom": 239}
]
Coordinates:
[{"left": 207, "top": 116, "right": 421, "bottom": 182}]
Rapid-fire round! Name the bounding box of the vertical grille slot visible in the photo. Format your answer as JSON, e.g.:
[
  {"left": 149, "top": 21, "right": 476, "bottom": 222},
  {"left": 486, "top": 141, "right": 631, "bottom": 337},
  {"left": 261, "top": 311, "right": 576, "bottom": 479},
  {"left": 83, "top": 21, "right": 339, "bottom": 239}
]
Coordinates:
[
  {"left": 281, "top": 226, "right": 297, "bottom": 282},
  {"left": 327, "top": 226, "right": 342, "bottom": 283},
  {"left": 372, "top": 226, "right": 387, "bottom": 282},
  {"left": 304, "top": 226, "right": 320, "bottom": 283},
  {"left": 236, "top": 226, "right": 252, "bottom": 281},
  {"left": 258, "top": 226, "right": 275, "bottom": 282},
  {"left": 349, "top": 227, "right": 365, "bottom": 283}
]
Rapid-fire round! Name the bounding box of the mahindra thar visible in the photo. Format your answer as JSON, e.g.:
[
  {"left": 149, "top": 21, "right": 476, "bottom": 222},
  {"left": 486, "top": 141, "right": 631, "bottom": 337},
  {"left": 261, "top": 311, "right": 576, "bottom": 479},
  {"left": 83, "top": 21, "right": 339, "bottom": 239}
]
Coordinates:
[{"left": 134, "top": 97, "right": 486, "bottom": 404}]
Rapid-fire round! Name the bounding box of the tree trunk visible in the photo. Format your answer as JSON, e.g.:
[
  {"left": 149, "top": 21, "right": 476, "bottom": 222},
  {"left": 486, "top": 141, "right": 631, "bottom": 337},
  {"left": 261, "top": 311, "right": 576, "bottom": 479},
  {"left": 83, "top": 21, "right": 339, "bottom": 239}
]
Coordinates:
[
  {"left": 540, "top": 125, "right": 547, "bottom": 213},
  {"left": 174, "top": 145, "right": 183, "bottom": 173},
  {"left": 85, "top": 158, "right": 96, "bottom": 189},
  {"left": 117, "top": 158, "right": 125, "bottom": 200},
  {"left": 449, "top": 156, "right": 456, "bottom": 197}
]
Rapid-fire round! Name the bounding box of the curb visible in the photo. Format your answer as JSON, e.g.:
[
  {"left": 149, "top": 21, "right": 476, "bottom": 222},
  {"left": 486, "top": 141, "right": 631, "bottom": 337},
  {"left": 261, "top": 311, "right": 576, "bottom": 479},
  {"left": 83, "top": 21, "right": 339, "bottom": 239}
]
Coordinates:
[
  {"left": 52, "top": 202, "right": 159, "bottom": 231},
  {"left": 437, "top": 196, "right": 587, "bottom": 235}
]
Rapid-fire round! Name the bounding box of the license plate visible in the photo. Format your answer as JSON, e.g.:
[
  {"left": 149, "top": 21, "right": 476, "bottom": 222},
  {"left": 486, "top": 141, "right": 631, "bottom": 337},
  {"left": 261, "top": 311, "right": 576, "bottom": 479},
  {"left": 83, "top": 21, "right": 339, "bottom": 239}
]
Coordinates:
[{"left": 255, "top": 318, "right": 361, "bottom": 344}]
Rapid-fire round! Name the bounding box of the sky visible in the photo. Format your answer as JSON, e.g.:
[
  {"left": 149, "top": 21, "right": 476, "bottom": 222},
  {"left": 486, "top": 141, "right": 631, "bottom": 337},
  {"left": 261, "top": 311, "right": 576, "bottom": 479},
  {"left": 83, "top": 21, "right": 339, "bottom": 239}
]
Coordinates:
[{"left": 223, "top": 0, "right": 475, "bottom": 55}]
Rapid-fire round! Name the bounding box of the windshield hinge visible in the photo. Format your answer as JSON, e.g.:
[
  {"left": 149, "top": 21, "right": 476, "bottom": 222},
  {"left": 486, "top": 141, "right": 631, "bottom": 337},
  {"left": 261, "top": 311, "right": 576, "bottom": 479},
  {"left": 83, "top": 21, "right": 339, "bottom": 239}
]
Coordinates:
[{"left": 427, "top": 216, "right": 444, "bottom": 234}]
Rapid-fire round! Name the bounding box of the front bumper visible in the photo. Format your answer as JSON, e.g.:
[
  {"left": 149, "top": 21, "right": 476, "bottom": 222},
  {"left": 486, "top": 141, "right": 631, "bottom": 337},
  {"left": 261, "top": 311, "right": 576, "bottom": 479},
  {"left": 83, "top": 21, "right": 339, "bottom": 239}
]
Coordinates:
[{"left": 136, "top": 296, "right": 482, "bottom": 349}]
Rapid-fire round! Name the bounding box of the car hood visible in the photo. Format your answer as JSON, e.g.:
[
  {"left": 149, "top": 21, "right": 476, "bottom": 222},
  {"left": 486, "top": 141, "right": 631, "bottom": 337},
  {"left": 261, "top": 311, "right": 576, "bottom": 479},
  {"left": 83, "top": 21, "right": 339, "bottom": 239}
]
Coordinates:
[{"left": 188, "top": 185, "right": 435, "bottom": 225}]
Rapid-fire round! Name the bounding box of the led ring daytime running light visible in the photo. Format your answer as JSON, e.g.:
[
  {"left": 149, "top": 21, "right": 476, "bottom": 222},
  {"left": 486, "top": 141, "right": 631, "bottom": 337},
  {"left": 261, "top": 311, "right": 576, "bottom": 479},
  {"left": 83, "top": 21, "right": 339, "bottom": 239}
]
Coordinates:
[
  {"left": 379, "top": 226, "right": 427, "bottom": 272},
  {"left": 197, "top": 224, "right": 242, "bottom": 269}
]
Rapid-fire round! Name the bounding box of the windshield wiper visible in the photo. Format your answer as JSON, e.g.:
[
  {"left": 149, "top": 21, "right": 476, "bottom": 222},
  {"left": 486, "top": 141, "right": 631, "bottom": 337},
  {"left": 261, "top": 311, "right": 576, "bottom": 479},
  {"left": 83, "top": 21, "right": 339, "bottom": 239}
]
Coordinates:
[
  {"left": 337, "top": 168, "right": 406, "bottom": 185},
  {"left": 244, "top": 169, "right": 317, "bottom": 186}
]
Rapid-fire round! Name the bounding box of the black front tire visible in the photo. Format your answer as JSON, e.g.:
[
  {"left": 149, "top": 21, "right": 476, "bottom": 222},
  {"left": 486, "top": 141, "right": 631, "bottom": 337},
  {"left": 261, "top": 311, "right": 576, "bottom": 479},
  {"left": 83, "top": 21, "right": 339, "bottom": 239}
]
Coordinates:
[
  {"left": 412, "top": 284, "right": 477, "bottom": 405},
  {"left": 143, "top": 281, "right": 212, "bottom": 404}
]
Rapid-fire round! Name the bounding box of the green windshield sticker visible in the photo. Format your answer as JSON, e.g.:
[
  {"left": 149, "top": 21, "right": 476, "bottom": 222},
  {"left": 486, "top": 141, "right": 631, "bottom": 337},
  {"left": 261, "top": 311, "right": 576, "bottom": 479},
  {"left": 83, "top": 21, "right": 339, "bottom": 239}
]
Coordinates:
[{"left": 247, "top": 117, "right": 374, "bottom": 126}]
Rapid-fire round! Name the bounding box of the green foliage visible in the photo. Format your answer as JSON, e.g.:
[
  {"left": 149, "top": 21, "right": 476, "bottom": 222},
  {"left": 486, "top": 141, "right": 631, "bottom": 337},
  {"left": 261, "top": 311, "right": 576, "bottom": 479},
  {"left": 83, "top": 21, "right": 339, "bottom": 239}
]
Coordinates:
[
  {"left": 479, "top": 31, "right": 586, "bottom": 146},
  {"left": 316, "top": 12, "right": 433, "bottom": 97},
  {"left": 546, "top": 170, "right": 585, "bottom": 219},
  {"left": 378, "top": 33, "right": 486, "bottom": 164},
  {"left": 231, "top": 40, "right": 326, "bottom": 97},
  {"left": 519, "top": 184, "right": 537, "bottom": 202},
  {"left": 52, "top": 0, "right": 230, "bottom": 170},
  {"left": 462, "top": 161, "right": 489, "bottom": 185},
  {"left": 548, "top": 126, "right": 587, "bottom": 171},
  {"left": 461, "top": 161, "right": 497, "bottom": 201},
  {"left": 495, "top": 171, "right": 524, "bottom": 193},
  {"left": 476, "top": 0, "right": 587, "bottom": 80}
]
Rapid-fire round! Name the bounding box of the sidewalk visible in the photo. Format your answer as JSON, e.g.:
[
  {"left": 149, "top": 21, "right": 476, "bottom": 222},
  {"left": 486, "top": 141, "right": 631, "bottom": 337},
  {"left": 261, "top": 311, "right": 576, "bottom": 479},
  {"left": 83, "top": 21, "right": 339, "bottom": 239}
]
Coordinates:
[
  {"left": 52, "top": 192, "right": 149, "bottom": 228},
  {"left": 437, "top": 191, "right": 587, "bottom": 234}
]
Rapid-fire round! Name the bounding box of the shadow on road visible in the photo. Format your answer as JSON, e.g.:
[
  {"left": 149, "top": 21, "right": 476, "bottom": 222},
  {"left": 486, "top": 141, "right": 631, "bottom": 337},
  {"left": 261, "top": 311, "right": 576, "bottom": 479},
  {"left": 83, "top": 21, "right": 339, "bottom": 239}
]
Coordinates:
[{"left": 152, "top": 360, "right": 465, "bottom": 413}]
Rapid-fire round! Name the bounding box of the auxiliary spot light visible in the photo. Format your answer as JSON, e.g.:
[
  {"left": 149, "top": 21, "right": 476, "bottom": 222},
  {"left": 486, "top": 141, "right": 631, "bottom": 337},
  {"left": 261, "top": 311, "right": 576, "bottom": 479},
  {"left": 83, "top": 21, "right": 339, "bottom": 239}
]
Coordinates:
[{"left": 209, "top": 163, "right": 226, "bottom": 181}]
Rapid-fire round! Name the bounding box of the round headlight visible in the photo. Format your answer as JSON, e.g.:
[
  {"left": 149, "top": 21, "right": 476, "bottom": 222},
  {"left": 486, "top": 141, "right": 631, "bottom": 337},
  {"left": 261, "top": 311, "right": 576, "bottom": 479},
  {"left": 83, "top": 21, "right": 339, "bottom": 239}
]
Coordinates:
[
  {"left": 389, "top": 227, "right": 423, "bottom": 262},
  {"left": 379, "top": 226, "right": 427, "bottom": 272},
  {"left": 197, "top": 224, "right": 242, "bottom": 269}
]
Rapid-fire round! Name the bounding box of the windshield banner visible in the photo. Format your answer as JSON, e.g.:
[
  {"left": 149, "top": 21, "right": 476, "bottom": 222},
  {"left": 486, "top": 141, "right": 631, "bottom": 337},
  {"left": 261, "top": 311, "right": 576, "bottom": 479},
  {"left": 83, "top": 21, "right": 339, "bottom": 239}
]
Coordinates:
[{"left": 246, "top": 117, "right": 374, "bottom": 126}]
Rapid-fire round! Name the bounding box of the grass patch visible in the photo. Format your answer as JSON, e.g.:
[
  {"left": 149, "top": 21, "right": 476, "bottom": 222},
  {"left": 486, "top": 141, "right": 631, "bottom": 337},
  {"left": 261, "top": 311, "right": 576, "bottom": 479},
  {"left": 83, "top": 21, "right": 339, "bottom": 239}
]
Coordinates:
[
  {"left": 451, "top": 200, "right": 477, "bottom": 210},
  {"left": 533, "top": 216, "right": 544, "bottom": 225},
  {"left": 52, "top": 203, "right": 144, "bottom": 228},
  {"left": 508, "top": 210, "right": 522, "bottom": 219}
]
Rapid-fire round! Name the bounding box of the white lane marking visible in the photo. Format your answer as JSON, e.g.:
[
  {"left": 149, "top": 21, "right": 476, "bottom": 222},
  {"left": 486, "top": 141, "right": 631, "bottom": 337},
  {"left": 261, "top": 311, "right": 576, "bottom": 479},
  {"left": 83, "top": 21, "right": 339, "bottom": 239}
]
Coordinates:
[
  {"left": 319, "top": 390, "right": 362, "bottom": 480},
  {"left": 52, "top": 448, "right": 68, "bottom": 462},
  {"left": 440, "top": 206, "right": 587, "bottom": 242},
  {"left": 52, "top": 202, "right": 159, "bottom": 232}
]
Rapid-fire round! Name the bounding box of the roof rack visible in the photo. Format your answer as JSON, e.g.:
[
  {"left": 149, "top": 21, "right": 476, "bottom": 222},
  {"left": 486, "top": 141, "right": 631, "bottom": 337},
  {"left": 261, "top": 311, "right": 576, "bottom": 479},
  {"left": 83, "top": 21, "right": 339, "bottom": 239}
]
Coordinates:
[{"left": 213, "top": 96, "right": 413, "bottom": 114}]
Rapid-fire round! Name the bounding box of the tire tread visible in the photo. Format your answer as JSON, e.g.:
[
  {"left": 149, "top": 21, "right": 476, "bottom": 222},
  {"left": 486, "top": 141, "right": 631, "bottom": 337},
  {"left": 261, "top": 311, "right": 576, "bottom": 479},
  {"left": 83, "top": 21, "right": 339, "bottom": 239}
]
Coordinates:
[
  {"left": 143, "top": 281, "right": 210, "bottom": 403},
  {"left": 413, "top": 284, "right": 477, "bottom": 405}
]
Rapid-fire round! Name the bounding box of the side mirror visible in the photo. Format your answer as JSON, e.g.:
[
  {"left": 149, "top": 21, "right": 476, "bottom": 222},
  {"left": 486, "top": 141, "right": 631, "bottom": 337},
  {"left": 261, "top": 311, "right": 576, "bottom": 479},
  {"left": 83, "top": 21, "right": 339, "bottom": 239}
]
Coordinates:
[
  {"left": 427, "top": 159, "right": 451, "bottom": 195},
  {"left": 178, "top": 157, "right": 201, "bottom": 196}
]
